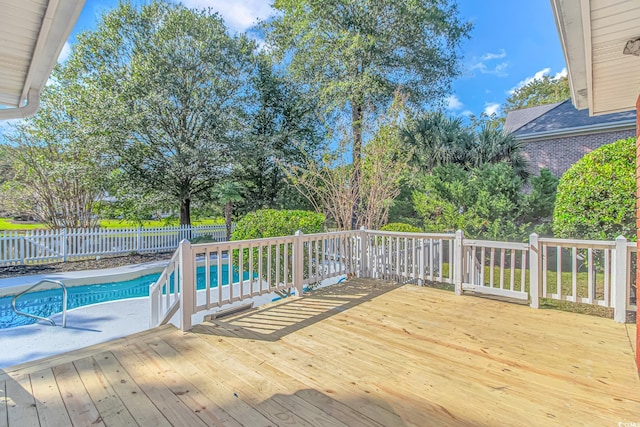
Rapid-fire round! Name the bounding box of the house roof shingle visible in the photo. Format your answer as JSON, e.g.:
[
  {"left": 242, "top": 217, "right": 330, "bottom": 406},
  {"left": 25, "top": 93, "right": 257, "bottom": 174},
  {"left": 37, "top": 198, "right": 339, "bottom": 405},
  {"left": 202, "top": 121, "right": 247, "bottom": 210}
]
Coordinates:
[{"left": 505, "top": 100, "right": 636, "bottom": 138}]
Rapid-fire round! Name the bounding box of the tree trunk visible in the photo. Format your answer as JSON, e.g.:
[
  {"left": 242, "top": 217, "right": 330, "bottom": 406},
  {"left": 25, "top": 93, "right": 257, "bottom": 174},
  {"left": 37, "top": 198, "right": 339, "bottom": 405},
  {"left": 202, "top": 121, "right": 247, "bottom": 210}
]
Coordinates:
[
  {"left": 180, "top": 197, "right": 191, "bottom": 226},
  {"left": 225, "top": 201, "right": 233, "bottom": 241},
  {"left": 351, "top": 100, "right": 363, "bottom": 230}
]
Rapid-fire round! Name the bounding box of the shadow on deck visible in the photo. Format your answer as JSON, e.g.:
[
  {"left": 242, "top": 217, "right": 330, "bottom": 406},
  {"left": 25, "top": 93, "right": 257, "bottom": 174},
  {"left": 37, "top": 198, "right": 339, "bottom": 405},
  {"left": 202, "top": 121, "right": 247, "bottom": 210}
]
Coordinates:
[{"left": 0, "top": 278, "right": 638, "bottom": 426}]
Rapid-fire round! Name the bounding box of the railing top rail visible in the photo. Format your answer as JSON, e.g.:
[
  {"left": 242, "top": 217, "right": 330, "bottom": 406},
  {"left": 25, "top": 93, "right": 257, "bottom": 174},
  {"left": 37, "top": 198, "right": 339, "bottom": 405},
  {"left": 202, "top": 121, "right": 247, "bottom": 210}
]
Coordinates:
[
  {"left": 149, "top": 247, "right": 181, "bottom": 293},
  {"left": 366, "top": 230, "right": 455, "bottom": 239},
  {"left": 300, "top": 230, "right": 360, "bottom": 239},
  {"left": 463, "top": 239, "right": 528, "bottom": 250},
  {"left": 189, "top": 234, "right": 296, "bottom": 250},
  {"left": 538, "top": 237, "right": 616, "bottom": 249}
]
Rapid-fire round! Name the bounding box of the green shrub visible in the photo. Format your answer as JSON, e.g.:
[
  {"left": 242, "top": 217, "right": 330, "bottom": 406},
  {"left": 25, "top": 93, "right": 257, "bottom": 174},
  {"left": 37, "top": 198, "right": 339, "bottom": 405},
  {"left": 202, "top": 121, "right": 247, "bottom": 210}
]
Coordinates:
[
  {"left": 232, "top": 209, "right": 325, "bottom": 240},
  {"left": 381, "top": 222, "right": 422, "bottom": 233},
  {"left": 553, "top": 137, "right": 636, "bottom": 240},
  {"left": 231, "top": 209, "right": 325, "bottom": 290}
]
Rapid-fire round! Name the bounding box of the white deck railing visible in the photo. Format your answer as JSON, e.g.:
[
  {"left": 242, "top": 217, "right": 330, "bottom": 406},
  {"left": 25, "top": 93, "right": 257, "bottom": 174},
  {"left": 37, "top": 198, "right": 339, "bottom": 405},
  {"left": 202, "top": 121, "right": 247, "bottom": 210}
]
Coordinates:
[
  {"left": 0, "top": 225, "right": 228, "bottom": 266},
  {"left": 150, "top": 229, "right": 637, "bottom": 330}
]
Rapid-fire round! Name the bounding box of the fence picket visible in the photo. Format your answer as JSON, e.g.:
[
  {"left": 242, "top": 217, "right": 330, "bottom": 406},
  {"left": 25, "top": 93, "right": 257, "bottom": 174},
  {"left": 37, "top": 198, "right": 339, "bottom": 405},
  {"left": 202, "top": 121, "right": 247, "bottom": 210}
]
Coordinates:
[{"left": 0, "top": 224, "right": 228, "bottom": 266}]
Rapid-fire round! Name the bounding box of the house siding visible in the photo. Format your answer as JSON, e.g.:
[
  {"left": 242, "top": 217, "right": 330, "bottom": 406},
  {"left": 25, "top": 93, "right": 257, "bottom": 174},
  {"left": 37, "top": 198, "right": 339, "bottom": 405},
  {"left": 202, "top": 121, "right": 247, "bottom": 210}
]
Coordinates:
[{"left": 522, "top": 128, "right": 636, "bottom": 177}]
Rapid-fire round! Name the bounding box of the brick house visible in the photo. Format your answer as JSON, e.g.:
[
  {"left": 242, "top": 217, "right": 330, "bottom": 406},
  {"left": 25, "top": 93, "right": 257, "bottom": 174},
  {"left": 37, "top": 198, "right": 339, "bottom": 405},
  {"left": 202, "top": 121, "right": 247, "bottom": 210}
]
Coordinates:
[{"left": 504, "top": 99, "right": 636, "bottom": 177}]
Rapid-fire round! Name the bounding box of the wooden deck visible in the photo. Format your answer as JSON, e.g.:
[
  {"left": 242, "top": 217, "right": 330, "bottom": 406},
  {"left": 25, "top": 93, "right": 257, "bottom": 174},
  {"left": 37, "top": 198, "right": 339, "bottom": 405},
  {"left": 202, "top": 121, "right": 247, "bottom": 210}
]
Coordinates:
[{"left": 1, "top": 279, "right": 638, "bottom": 426}]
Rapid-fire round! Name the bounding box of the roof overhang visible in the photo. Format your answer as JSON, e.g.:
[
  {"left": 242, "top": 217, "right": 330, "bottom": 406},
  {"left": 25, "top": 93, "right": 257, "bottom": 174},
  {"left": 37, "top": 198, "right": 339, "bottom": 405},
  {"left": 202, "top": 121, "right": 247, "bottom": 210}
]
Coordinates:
[
  {"left": 0, "top": 0, "right": 85, "bottom": 120},
  {"left": 551, "top": 0, "right": 640, "bottom": 116}
]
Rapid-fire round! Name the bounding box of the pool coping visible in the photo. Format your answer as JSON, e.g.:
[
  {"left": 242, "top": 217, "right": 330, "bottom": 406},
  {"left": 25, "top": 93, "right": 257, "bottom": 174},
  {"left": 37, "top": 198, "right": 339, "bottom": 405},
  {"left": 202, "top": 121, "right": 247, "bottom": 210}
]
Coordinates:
[{"left": 0, "top": 260, "right": 170, "bottom": 297}]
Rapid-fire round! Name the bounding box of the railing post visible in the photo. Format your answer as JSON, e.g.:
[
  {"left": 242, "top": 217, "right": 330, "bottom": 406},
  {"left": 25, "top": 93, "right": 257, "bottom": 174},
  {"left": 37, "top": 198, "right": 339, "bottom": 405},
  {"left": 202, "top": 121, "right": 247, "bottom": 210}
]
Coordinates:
[
  {"left": 179, "top": 239, "right": 194, "bottom": 331},
  {"left": 359, "top": 226, "right": 368, "bottom": 278},
  {"left": 136, "top": 226, "right": 142, "bottom": 253},
  {"left": 453, "top": 230, "right": 464, "bottom": 295},
  {"left": 294, "top": 231, "right": 304, "bottom": 297},
  {"left": 613, "top": 235, "right": 627, "bottom": 323},
  {"left": 529, "top": 233, "right": 540, "bottom": 309}
]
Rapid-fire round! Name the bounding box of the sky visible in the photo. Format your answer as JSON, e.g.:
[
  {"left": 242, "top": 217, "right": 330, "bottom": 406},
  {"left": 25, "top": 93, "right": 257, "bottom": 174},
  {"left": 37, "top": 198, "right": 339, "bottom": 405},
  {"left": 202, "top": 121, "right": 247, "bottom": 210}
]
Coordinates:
[{"left": 59, "top": 0, "right": 568, "bottom": 119}]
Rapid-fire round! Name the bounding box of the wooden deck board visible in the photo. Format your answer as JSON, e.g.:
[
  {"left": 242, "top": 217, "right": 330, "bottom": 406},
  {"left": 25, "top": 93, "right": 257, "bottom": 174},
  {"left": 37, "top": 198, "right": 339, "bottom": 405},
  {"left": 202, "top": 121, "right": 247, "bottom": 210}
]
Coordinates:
[
  {"left": 0, "top": 279, "right": 637, "bottom": 426},
  {"left": 29, "top": 369, "right": 72, "bottom": 427}
]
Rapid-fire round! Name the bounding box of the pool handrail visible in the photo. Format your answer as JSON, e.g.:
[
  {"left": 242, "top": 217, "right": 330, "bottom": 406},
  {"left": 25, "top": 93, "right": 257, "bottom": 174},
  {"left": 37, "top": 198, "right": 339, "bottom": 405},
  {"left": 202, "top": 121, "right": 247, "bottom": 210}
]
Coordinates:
[{"left": 11, "top": 279, "right": 68, "bottom": 328}]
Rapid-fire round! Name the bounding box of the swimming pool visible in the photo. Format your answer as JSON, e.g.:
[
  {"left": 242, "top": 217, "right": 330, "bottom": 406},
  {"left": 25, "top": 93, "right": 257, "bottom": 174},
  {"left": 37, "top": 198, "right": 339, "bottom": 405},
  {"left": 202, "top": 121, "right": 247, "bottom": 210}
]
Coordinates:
[{"left": 0, "top": 264, "right": 248, "bottom": 329}]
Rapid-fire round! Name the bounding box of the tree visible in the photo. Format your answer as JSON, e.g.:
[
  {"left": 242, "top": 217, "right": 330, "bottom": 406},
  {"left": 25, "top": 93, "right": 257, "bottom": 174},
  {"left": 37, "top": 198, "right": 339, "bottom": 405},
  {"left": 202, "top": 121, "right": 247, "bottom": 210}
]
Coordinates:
[
  {"left": 67, "top": 1, "right": 255, "bottom": 225},
  {"left": 267, "top": 0, "right": 471, "bottom": 227},
  {"left": 553, "top": 138, "right": 635, "bottom": 240},
  {"left": 402, "top": 113, "right": 529, "bottom": 179},
  {"left": 402, "top": 112, "right": 473, "bottom": 173},
  {"left": 286, "top": 98, "right": 410, "bottom": 230},
  {"left": 215, "top": 181, "right": 244, "bottom": 241},
  {"left": 472, "top": 126, "right": 529, "bottom": 180},
  {"left": 504, "top": 75, "right": 571, "bottom": 112},
  {"left": 239, "top": 54, "right": 325, "bottom": 215},
  {"left": 1, "top": 79, "right": 106, "bottom": 228},
  {"left": 412, "top": 162, "right": 553, "bottom": 241}
]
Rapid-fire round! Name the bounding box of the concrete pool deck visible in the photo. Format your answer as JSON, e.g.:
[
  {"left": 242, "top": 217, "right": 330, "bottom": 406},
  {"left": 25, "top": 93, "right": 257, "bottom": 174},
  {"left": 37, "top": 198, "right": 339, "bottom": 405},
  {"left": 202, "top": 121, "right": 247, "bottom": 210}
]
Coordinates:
[
  {"left": 0, "top": 260, "right": 170, "bottom": 296},
  {"left": 0, "top": 261, "right": 347, "bottom": 369}
]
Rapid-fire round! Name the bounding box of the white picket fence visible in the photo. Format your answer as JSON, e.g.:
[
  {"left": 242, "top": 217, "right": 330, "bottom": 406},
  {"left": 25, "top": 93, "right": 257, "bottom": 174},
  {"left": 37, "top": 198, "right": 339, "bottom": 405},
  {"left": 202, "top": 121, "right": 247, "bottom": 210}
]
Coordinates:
[
  {"left": 151, "top": 229, "right": 637, "bottom": 331},
  {"left": 0, "top": 225, "right": 228, "bottom": 266}
]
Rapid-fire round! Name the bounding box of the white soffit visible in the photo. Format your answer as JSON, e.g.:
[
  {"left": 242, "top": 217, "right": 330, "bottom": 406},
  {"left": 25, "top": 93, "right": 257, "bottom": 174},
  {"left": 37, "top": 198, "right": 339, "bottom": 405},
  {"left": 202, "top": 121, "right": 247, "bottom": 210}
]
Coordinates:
[
  {"left": 551, "top": 0, "right": 640, "bottom": 116},
  {"left": 0, "top": 0, "right": 85, "bottom": 112}
]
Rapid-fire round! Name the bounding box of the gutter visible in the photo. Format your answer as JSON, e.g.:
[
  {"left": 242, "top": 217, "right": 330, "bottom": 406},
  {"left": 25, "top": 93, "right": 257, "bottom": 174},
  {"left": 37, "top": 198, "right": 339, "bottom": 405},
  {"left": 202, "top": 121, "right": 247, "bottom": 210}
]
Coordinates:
[
  {"left": 0, "top": 89, "right": 41, "bottom": 120},
  {"left": 514, "top": 119, "right": 636, "bottom": 142}
]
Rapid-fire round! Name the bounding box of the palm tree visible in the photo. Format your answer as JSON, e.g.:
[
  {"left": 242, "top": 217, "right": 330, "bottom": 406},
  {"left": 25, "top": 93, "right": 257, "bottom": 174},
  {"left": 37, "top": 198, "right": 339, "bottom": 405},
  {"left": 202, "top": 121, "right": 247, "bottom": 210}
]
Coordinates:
[
  {"left": 215, "top": 182, "right": 244, "bottom": 240},
  {"left": 473, "top": 126, "right": 530, "bottom": 181},
  {"left": 403, "top": 112, "right": 473, "bottom": 173}
]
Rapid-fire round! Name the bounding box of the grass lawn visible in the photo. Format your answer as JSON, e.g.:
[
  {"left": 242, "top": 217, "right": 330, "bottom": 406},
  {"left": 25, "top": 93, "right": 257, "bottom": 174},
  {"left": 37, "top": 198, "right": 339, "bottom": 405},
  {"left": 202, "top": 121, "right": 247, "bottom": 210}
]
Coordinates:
[
  {"left": 0, "top": 218, "right": 45, "bottom": 231},
  {"left": 0, "top": 217, "right": 225, "bottom": 231}
]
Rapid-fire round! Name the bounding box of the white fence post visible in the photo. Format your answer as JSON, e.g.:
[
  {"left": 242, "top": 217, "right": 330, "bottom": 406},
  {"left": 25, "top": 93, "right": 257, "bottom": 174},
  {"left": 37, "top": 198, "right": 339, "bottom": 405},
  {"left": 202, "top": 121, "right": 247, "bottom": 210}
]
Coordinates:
[
  {"left": 529, "top": 233, "right": 540, "bottom": 309},
  {"left": 613, "top": 235, "right": 627, "bottom": 323},
  {"left": 62, "top": 228, "right": 68, "bottom": 262},
  {"left": 454, "top": 230, "right": 464, "bottom": 295},
  {"left": 360, "top": 226, "right": 368, "bottom": 278},
  {"left": 20, "top": 234, "right": 25, "bottom": 265},
  {"left": 179, "top": 239, "right": 194, "bottom": 331},
  {"left": 294, "top": 230, "right": 304, "bottom": 296},
  {"left": 136, "top": 226, "right": 142, "bottom": 253}
]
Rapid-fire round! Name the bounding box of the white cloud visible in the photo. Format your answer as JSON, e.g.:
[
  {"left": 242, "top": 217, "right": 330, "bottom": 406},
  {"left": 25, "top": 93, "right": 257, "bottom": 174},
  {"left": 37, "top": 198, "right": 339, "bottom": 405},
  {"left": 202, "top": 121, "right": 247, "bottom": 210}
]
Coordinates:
[
  {"left": 57, "top": 41, "right": 71, "bottom": 63},
  {"left": 179, "top": 0, "right": 273, "bottom": 32},
  {"left": 480, "top": 49, "right": 506, "bottom": 61},
  {"left": 554, "top": 67, "right": 568, "bottom": 79},
  {"left": 461, "top": 110, "right": 473, "bottom": 117},
  {"left": 446, "top": 95, "right": 463, "bottom": 111},
  {"left": 484, "top": 102, "right": 501, "bottom": 116},
  {"left": 469, "top": 49, "right": 508, "bottom": 77}
]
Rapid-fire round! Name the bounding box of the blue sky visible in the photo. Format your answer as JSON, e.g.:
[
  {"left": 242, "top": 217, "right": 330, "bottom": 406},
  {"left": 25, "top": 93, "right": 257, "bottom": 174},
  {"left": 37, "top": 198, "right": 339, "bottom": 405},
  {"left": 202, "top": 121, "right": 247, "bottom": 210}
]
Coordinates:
[{"left": 63, "top": 0, "right": 568, "bottom": 119}]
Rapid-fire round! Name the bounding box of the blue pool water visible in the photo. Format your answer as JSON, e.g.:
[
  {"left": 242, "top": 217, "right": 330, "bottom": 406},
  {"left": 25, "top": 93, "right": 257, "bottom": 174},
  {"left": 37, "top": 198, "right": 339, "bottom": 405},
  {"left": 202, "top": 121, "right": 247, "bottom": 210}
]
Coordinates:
[{"left": 0, "top": 265, "right": 248, "bottom": 329}]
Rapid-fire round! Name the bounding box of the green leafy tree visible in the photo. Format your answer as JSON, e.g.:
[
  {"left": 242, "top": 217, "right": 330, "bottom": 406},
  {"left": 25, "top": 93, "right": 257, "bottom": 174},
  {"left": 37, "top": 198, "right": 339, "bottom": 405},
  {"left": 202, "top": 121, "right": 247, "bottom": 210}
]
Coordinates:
[
  {"left": 67, "top": 1, "right": 255, "bottom": 225},
  {"left": 239, "top": 54, "right": 325, "bottom": 214},
  {"left": 504, "top": 75, "right": 571, "bottom": 112},
  {"left": 267, "top": 0, "right": 471, "bottom": 227},
  {"left": 553, "top": 138, "right": 635, "bottom": 240}
]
